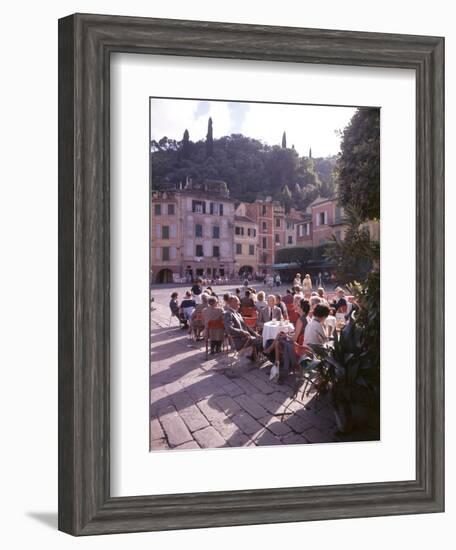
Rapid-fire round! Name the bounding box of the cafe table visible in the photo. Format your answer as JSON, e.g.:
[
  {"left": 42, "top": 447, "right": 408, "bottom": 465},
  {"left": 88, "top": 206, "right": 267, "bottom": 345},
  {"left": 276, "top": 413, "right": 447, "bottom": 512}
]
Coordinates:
[{"left": 262, "top": 320, "right": 295, "bottom": 347}]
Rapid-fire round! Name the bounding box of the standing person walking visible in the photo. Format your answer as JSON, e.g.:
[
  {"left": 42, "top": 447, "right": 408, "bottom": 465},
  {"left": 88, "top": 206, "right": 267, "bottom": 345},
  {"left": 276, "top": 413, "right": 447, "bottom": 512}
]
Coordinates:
[
  {"left": 303, "top": 273, "right": 313, "bottom": 294},
  {"left": 293, "top": 273, "right": 301, "bottom": 288}
]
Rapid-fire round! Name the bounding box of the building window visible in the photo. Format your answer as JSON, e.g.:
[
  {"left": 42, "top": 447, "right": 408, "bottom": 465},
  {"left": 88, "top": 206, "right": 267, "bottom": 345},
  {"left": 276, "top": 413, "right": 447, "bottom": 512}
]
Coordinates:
[
  {"left": 262, "top": 237, "right": 267, "bottom": 249},
  {"left": 213, "top": 226, "right": 220, "bottom": 239},
  {"left": 192, "top": 200, "right": 206, "bottom": 214},
  {"left": 262, "top": 221, "right": 267, "bottom": 231},
  {"left": 287, "top": 236, "right": 293, "bottom": 244},
  {"left": 317, "top": 211, "right": 328, "bottom": 226},
  {"left": 195, "top": 224, "right": 203, "bottom": 238},
  {"left": 213, "top": 246, "right": 220, "bottom": 257},
  {"left": 236, "top": 243, "right": 242, "bottom": 254},
  {"left": 262, "top": 205, "right": 267, "bottom": 215},
  {"left": 162, "top": 225, "right": 169, "bottom": 239},
  {"left": 162, "top": 247, "right": 170, "bottom": 261},
  {"left": 300, "top": 223, "right": 310, "bottom": 237},
  {"left": 253, "top": 229, "right": 256, "bottom": 237},
  {"left": 249, "top": 244, "right": 255, "bottom": 255},
  {"left": 195, "top": 244, "right": 203, "bottom": 257},
  {"left": 210, "top": 202, "right": 222, "bottom": 215},
  {"left": 154, "top": 204, "right": 161, "bottom": 216},
  {"left": 167, "top": 204, "right": 175, "bottom": 215},
  {"left": 235, "top": 226, "right": 244, "bottom": 236},
  {"left": 275, "top": 218, "right": 280, "bottom": 228},
  {"left": 275, "top": 233, "right": 280, "bottom": 243}
]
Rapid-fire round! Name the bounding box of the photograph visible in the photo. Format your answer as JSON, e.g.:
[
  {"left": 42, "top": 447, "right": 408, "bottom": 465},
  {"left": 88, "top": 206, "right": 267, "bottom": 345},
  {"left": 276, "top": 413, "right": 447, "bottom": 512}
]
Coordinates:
[{"left": 149, "top": 98, "right": 380, "bottom": 451}]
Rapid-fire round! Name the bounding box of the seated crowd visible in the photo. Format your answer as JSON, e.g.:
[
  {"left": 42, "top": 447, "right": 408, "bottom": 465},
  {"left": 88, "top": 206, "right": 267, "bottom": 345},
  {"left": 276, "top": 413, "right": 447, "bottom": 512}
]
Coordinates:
[{"left": 169, "top": 276, "right": 357, "bottom": 383}]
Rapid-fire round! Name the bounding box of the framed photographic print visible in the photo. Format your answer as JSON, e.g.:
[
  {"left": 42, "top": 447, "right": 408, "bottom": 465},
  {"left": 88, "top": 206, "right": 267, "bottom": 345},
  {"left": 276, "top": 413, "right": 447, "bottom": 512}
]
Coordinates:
[{"left": 58, "top": 13, "right": 444, "bottom": 535}]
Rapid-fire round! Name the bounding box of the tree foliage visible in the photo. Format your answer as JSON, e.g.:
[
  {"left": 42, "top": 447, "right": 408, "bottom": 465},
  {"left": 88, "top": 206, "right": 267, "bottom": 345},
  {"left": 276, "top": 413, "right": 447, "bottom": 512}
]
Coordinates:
[
  {"left": 337, "top": 108, "right": 380, "bottom": 221},
  {"left": 150, "top": 124, "right": 338, "bottom": 209},
  {"left": 324, "top": 205, "right": 379, "bottom": 284}
]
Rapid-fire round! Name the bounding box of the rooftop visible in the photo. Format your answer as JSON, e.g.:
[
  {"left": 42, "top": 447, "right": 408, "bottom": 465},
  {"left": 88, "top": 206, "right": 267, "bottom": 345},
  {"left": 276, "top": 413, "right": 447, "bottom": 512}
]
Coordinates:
[
  {"left": 234, "top": 215, "right": 256, "bottom": 224},
  {"left": 309, "top": 196, "right": 337, "bottom": 207},
  {"left": 152, "top": 178, "right": 232, "bottom": 200}
]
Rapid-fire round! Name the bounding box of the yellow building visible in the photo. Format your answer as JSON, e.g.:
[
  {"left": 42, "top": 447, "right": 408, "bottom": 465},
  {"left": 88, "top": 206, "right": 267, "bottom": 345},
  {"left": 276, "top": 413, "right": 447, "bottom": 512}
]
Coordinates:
[{"left": 234, "top": 203, "right": 259, "bottom": 277}]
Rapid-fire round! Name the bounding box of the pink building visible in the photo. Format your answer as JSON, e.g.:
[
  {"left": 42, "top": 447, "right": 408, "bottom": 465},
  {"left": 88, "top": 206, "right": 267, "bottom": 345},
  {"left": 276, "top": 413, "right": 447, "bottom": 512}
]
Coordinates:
[
  {"left": 151, "top": 180, "right": 235, "bottom": 283},
  {"left": 310, "top": 197, "right": 346, "bottom": 247}
]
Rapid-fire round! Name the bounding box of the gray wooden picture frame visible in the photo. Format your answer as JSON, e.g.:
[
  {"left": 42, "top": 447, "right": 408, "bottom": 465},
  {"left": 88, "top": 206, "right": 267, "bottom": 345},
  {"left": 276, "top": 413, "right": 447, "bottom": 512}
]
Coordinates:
[{"left": 58, "top": 13, "right": 445, "bottom": 536}]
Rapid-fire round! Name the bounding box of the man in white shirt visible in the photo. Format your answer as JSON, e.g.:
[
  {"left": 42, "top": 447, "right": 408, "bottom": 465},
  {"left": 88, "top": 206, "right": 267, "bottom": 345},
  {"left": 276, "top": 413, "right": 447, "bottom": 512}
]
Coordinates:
[{"left": 304, "top": 304, "right": 330, "bottom": 346}]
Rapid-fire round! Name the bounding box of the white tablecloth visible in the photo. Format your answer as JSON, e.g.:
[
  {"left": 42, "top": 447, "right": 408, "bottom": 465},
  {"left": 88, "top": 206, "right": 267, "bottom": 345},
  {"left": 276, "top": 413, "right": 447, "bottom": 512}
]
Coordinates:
[{"left": 262, "top": 321, "right": 294, "bottom": 347}]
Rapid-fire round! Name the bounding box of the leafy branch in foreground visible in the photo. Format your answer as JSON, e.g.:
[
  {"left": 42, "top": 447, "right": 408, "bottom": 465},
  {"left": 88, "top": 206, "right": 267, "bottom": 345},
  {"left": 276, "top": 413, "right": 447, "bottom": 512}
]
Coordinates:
[{"left": 325, "top": 204, "right": 379, "bottom": 284}]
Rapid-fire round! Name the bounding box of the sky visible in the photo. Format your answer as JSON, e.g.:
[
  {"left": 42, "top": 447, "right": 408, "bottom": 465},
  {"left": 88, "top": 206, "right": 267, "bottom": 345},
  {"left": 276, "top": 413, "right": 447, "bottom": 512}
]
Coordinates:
[{"left": 150, "top": 98, "right": 358, "bottom": 158}]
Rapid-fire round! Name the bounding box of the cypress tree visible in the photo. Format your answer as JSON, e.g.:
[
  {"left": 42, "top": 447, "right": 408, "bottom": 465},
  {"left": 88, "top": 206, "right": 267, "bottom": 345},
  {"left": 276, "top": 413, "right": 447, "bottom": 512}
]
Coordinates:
[
  {"left": 206, "top": 117, "right": 214, "bottom": 157},
  {"left": 182, "top": 128, "right": 190, "bottom": 159},
  {"left": 281, "top": 131, "right": 287, "bottom": 149}
]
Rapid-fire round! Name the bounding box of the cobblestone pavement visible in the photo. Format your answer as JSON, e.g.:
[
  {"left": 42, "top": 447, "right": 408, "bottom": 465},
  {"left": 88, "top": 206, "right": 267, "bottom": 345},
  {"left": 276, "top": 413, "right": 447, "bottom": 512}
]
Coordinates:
[{"left": 150, "top": 283, "right": 341, "bottom": 451}]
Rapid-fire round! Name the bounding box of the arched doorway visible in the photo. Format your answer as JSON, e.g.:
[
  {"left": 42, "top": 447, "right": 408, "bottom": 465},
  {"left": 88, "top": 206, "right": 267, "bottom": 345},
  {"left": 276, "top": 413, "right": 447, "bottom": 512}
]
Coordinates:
[
  {"left": 155, "top": 268, "right": 174, "bottom": 283},
  {"left": 239, "top": 265, "right": 253, "bottom": 277}
]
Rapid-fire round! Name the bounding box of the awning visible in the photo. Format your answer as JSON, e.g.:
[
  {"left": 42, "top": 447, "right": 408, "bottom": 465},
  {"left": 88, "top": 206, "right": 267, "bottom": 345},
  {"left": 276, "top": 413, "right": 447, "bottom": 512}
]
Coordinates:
[{"left": 271, "top": 262, "right": 300, "bottom": 269}]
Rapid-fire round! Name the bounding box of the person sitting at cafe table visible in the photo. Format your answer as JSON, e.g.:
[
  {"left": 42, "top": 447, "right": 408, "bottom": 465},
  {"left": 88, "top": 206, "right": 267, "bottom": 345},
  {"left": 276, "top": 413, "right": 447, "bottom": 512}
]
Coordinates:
[
  {"left": 190, "top": 293, "right": 209, "bottom": 339},
  {"left": 257, "top": 294, "right": 283, "bottom": 331},
  {"left": 308, "top": 295, "right": 321, "bottom": 315},
  {"left": 223, "top": 295, "right": 263, "bottom": 362},
  {"left": 331, "top": 287, "right": 348, "bottom": 312},
  {"left": 264, "top": 299, "right": 311, "bottom": 383},
  {"left": 282, "top": 289, "right": 294, "bottom": 306},
  {"left": 190, "top": 278, "right": 203, "bottom": 303},
  {"left": 203, "top": 296, "right": 224, "bottom": 354},
  {"left": 179, "top": 291, "right": 196, "bottom": 325},
  {"left": 255, "top": 291, "right": 268, "bottom": 313},
  {"left": 317, "top": 286, "right": 329, "bottom": 307},
  {"left": 249, "top": 288, "right": 258, "bottom": 303},
  {"left": 303, "top": 304, "right": 330, "bottom": 346},
  {"left": 222, "top": 292, "right": 231, "bottom": 311},
  {"left": 169, "top": 292, "right": 182, "bottom": 325},
  {"left": 275, "top": 294, "right": 288, "bottom": 320},
  {"left": 240, "top": 289, "right": 255, "bottom": 309}
]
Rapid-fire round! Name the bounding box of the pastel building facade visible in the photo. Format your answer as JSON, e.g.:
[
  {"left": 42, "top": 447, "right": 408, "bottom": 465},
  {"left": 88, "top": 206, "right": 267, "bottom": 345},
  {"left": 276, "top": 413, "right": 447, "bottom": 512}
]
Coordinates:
[
  {"left": 151, "top": 183, "right": 379, "bottom": 283},
  {"left": 151, "top": 180, "right": 235, "bottom": 283},
  {"left": 233, "top": 203, "right": 259, "bottom": 276},
  {"left": 151, "top": 190, "right": 181, "bottom": 283},
  {"left": 285, "top": 208, "right": 305, "bottom": 247},
  {"left": 245, "top": 200, "right": 275, "bottom": 273}
]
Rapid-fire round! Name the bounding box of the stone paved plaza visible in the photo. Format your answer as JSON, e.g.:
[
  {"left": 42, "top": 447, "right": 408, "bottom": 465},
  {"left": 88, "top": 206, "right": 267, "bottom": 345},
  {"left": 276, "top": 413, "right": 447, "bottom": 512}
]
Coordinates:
[{"left": 150, "top": 283, "right": 344, "bottom": 451}]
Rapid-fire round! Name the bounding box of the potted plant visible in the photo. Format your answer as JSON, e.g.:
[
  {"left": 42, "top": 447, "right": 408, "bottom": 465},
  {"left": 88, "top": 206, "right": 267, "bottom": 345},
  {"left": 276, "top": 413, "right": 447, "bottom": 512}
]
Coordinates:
[{"left": 293, "top": 318, "right": 379, "bottom": 435}]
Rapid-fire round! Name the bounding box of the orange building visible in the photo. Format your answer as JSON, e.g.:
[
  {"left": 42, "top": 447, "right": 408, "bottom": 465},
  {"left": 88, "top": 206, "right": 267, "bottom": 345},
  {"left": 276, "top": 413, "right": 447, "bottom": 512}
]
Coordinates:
[
  {"left": 245, "top": 199, "right": 275, "bottom": 274},
  {"left": 234, "top": 203, "right": 259, "bottom": 276}
]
